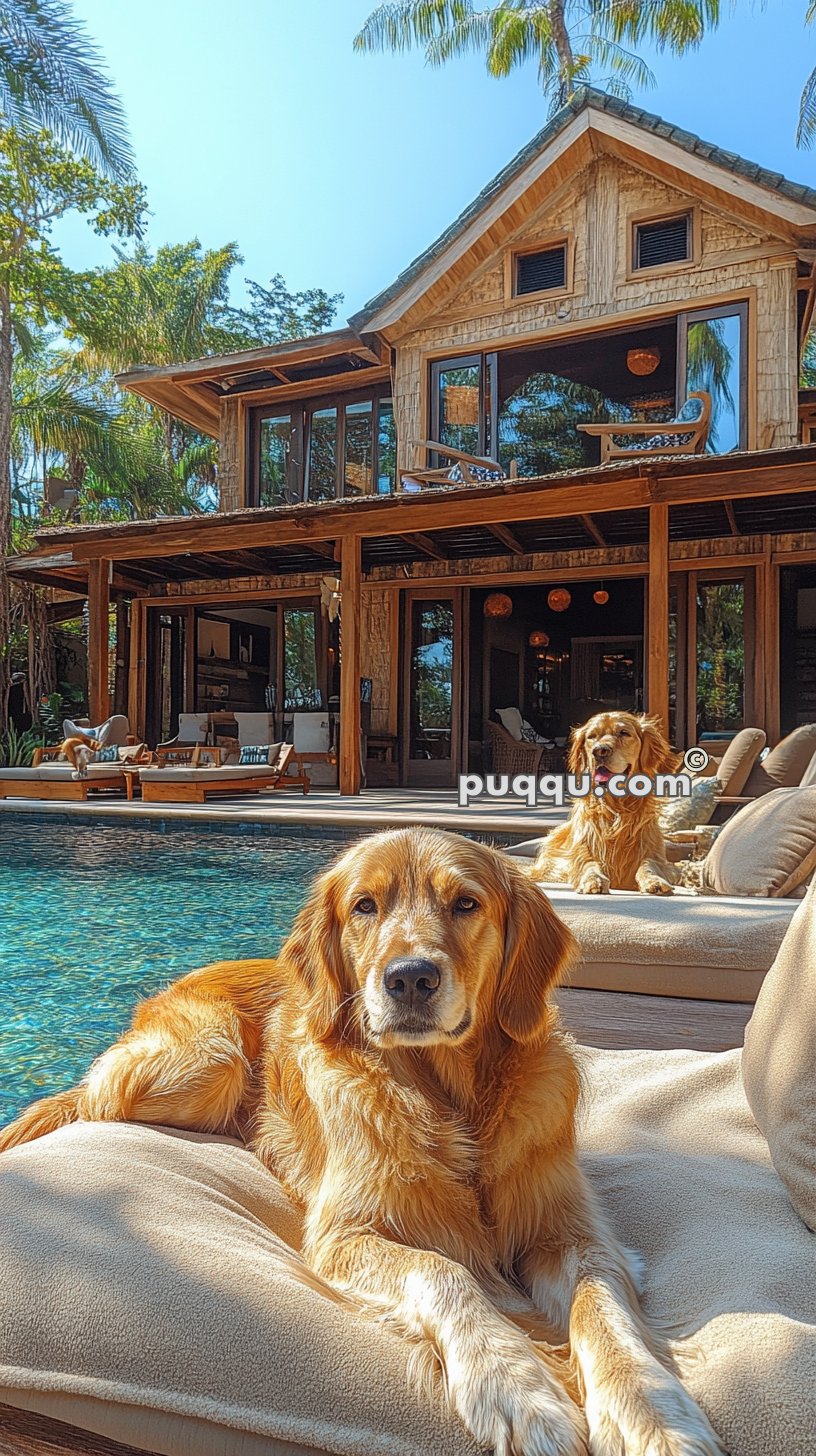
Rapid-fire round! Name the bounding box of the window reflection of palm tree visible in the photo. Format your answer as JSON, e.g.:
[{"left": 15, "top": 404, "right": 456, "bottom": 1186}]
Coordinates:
[{"left": 686, "top": 319, "right": 736, "bottom": 452}]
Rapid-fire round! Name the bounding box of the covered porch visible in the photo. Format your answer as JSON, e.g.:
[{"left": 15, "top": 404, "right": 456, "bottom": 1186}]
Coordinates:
[{"left": 11, "top": 441, "right": 816, "bottom": 794}]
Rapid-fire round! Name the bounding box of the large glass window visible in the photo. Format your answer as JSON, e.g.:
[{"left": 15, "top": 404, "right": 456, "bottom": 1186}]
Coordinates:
[
  {"left": 252, "top": 386, "right": 394, "bottom": 504},
  {"left": 679, "top": 305, "right": 747, "bottom": 453},
  {"left": 431, "top": 357, "right": 484, "bottom": 458},
  {"left": 259, "top": 413, "right": 295, "bottom": 507},
  {"left": 307, "top": 407, "right": 338, "bottom": 502},
  {"left": 344, "top": 399, "right": 373, "bottom": 495},
  {"left": 408, "top": 600, "right": 454, "bottom": 763},
  {"left": 696, "top": 580, "right": 745, "bottom": 734},
  {"left": 283, "top": 609, "right": 320, "bottom": 709}
]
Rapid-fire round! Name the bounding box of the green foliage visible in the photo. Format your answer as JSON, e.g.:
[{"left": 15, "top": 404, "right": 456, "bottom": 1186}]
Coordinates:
[
  {"left": 802, "top": 328, "right": 816, "bottom": 388},
  {"left": 355, "top": 1, "right": 721, "bottom": 111},
  {"left": 0, "top": 717, "right": 43, "bottom": 765},
  {"left": 0, "top": 0, "right": 134, "bottom": 179}
]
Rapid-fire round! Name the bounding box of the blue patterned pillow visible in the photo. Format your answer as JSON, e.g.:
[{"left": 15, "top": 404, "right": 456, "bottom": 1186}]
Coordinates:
[
  {"left": 239, "top": 744, "right": 273, "bottom": 766},
  {"left": 447, "top": 462, "right": 504, "bottom": 484},
  {"left": 676, "top": 395, "right": 704, "bottom": 424},
  {"left": 93, "top": 744, "right": 120, "bottom": 763}
]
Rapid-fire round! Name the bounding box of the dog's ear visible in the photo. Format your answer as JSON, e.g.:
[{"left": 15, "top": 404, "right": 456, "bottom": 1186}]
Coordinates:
[
  {"left": 279, "top": 870, "right": 348, "bottom": 1041},
  {"left": 567, "top": 722, "right": 588, "bottom": 776},
  {"left": 497, "top": 865, "right": 577, "bottom": 1043},
  {"left": 636, "top": 715, "right": 680, "bottom": 777}
]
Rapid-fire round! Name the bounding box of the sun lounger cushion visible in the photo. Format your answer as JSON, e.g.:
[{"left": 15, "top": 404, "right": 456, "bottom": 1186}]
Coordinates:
[
  {"left": 742, "top": 723, "right": 816, "bottom": 795},
  {"left": 0, "top": 765, "right": 126, "bottom": 781},
  {"left": 139, "top": 765, "right": 284, "bottom": 784},
  {"left": 702, "top": 786, "right": 816, "bottom": 898},
  {"left": 742, "top": 876, "right": 816, "bottom": 1232},
  {"left": 703, "top": 726, "right": 766, "bottom": 795},
  {"left": 1, "top": 1042, "right": 815, "bottom": 1456}
]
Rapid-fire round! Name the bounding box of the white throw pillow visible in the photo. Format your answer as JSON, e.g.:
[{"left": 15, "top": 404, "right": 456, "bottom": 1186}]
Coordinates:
[
  {"left": 496, "top": 707, "right": 523, "bottom": 741},
  {"left": 659, "top": 776, "right": 722, "bottom": 832}
]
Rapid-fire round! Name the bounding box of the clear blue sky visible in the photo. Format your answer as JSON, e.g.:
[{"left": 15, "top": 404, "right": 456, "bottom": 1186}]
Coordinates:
[{"left": 58, "top": 0, "right": 815, "bottom": 328}]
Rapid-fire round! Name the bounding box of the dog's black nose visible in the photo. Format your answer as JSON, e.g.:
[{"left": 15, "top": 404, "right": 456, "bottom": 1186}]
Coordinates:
[
  {"left": 383, "top": 957, "right": 441, "bottom": 1004},
  {"left": 592, "top": 743, "right": 610, "bottom": 760}
]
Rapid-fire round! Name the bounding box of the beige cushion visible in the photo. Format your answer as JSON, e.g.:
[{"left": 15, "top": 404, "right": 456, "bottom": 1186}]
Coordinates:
[
  {"left": 799, "top": 747, "right": 816, "bottom": 788},
  {"left": 702, "top": 787, "right": 816, "bottom": 898},
  {"left": 0, "top": 765, "right": 125, "bottom": 781},
  {"left": 3, "top": 1054, "right": 816, "bottom": 1456},
  {"left": 496, "top": 706, "right": 523, "bottom": 740},
  {"left": 742, "top": 876, "right": 816, "bottom": 1231},
  {"left": 139, "top": 765, "right": 282, "bottom": 784},
  {"left": 743, "top": 724, "right": 816, "bottom": 796},
  {"left": 708, "top": 727, "right": 766, "bottom": 795},
  {"left": 0, "top": 1122, "right": 477, "bottom": 1456}
]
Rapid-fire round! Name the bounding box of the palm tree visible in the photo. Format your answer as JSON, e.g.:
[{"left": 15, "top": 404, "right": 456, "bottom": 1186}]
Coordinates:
[
  {"left": 354, "top": 1, "right": 720, "bottom": 113},
  {"left": 799, "top": 1, "right": 816, "bottom": 147},
  {"left": 0, "top": 0, "right": 133, "bottom": 178}
]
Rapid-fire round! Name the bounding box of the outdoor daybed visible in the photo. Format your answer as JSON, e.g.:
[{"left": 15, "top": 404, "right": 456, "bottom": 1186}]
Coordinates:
[
  {"left": 1, "top": 880, "right": 816, "bottom": 1456},
  {"left": 508, "top": 784, "right": 816, "bottom": 1001},
  {"left": 138, "top": 743, "right": 309, "bottom": 802}
]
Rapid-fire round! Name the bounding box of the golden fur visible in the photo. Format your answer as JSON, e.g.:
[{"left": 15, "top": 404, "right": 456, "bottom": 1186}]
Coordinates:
[
  {"left": 1, "top": 829, "right": 720, "bottom": 1456},
  {"left": 58, "top": 735, "right": 101, "bottom": 778},
  {"left": 532, "top": 712, "right": 680, "bottom": 895}
]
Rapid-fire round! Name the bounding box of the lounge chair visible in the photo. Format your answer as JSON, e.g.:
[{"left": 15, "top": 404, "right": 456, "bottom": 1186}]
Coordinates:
[
  {"left": 578, "top": 390, "right": 711, "bottom": 462},
  {"left": 62, "top": 713, "right": 133, "bottom": 747},
  {"left": 3, "top": 880, "right": 816, "bottom": 1456},
  {"left": 399, "top": 439, "right": 518, "bottom": 492},
  {"left": 139, "top": 743, "right": 309, "bottom": 803},
  {"left": 0, "top": 739, "right": 149, "bottom": 802}
]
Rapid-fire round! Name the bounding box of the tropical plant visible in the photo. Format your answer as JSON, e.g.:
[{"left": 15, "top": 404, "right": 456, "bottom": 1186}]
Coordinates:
[
  {"left": 0, "top": 716, "right": 42, "bottom": 765},
  {"left": 0, "top": 123, "right": 144, "bottom": 734},
  {"left": 0, "top": 0, "right": 134, "bottom": 178},
  {"left": 355, "top": 1, "right": 721, "bottom": 113}
]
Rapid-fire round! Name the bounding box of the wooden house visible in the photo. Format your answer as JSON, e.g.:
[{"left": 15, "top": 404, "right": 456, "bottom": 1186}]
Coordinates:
[{"left": 12, "top": 88, "right": 816, "bottom": 793}]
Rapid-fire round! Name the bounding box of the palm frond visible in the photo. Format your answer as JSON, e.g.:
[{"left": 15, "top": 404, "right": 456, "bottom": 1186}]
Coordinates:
[
  {"left": 0, "top": 0, "right": 134, "bottom": 176},
  {"left": 799, "top": 64, "right": 816, "bottom": 149},
  {"left": 593, "top": 0, "right": 720, "bottom": 51},
  {"left": 574, "top": 31, "right": 655, "bottom": 88}
]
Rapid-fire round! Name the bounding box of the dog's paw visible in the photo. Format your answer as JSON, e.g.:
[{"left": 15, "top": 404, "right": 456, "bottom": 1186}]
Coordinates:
[
  {"left": 639, "top": 875, "right": 673, "bottom": 896},
  {"left": 576, "top": 871, "right": 610, "bottom": 895},
  {"left": 450, "top": 1340, "right": 588, "bottom": 1456},
  {"left": 586, "top": 1365, "right": 723, "bottom": 1456}
]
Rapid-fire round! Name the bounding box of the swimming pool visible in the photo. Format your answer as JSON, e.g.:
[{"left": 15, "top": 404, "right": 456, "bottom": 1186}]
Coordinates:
[{"left": 0, "top": 816, "right": 342, "bottom": 1124}]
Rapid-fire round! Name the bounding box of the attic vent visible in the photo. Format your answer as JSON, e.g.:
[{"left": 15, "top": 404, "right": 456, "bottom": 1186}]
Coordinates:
[
  {"left": 634, "top": 214, "right": 691, "bottom": 270},
  {"left": 514, "top": 245, "right": 567, "bottom": 296}
]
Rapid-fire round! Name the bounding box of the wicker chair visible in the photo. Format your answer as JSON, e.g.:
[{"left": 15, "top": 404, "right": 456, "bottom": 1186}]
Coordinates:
[{"left": 487, "top": 720, "right": 547, "bottom": 775}]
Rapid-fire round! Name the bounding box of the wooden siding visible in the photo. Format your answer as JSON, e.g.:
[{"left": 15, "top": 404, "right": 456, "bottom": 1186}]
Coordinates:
[
  {"left": 219, "top": 397, "right": 244, "bottom": 513},
  {"left": 391, "top": 154, "right": 798, "bottom": 471}
]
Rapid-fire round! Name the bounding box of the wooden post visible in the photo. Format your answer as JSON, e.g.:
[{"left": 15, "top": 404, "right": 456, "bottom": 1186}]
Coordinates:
[
  {"left": 87, "top": 557, "right": 111, "bottom": 725},
  {"left": 113, "top": 598, "right": 130, "bottom": 717},
  {"left": 339, "top": 534, "right": 362, "bottom": 796},
  {"left": 647, "top": 503, "right": 670, "bottom": 735},
  {"left": 127, "top": 598, "right": 146, "bottom": 740}
]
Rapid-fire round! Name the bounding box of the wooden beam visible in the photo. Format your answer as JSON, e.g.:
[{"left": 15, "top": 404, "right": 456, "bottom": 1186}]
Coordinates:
[
  {"left": 87, "top": 558, "right": 111, "bottom": 726},
  {"left": 113, "top": 599, "right": 130, "bottom": 717},
  {"left": 403, "top": 531, "right": 447, "bottom": 561},
  {"left": 724, "top": 500, "right": 740, "bottom": 536},
  {"left": 127, "top": 597, "right": 146, "bottom": 740},
  {"left": 486, "top": 522, "right": 525, "bottom": 554},
  {"left": 580, "top": 513, "right": 607, "bottom": 548},
  {"left": 339, "top": 535, "right": 362, "bottom": 796},
  {"left": 647, "top": 503, "right": 670, "bottom": 734}
]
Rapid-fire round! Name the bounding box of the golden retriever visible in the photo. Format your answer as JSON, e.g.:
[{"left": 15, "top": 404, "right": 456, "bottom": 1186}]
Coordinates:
[
  {"left": 0, "top": 829, "right": 720, "bottom": 1456},
  {"left": 532, "top": 712, "right": 680, "bottom": 895}
]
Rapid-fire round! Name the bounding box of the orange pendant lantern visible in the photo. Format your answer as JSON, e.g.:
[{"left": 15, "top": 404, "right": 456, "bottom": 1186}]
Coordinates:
[
  {"left": 483, "top": 592, "right": 513, "bottom": 619},
  {"left": 547, "top": 588, "right": 571, "bottom": 613}
]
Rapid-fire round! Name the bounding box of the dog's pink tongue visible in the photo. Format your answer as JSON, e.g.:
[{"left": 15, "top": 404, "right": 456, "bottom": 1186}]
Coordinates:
[{"left": 593, "top": 765, "right": 612, "bottom": 784}]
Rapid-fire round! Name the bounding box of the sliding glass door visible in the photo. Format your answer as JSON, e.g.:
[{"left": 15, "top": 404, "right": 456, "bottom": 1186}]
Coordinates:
[{"left": 401, "top": 590, "right": 463, "bottom": 786}]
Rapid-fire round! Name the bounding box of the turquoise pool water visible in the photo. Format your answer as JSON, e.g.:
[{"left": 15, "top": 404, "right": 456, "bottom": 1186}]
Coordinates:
[{"left": 0, "top": 817, "right": 341, "bottom": 1125}]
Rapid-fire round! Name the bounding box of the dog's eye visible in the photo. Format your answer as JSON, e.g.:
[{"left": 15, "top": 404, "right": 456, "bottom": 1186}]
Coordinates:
[
  {"left": 452, "top": 895, "right": 479, "bottom": 915},
  {"left": 352, "top": 896, "right": 377, "bottom": 916},
  {"left": 619, "top": 729, "right": 629, "bottom": 737}
]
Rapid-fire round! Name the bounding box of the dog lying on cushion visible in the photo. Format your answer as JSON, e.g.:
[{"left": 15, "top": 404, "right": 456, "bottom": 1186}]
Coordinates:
[
  {"left": 532, "top": 712, "right": 680, "bottom": 896},
  {"left": 0, "top": 828, "right": 721, "bottom": 1456}
]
